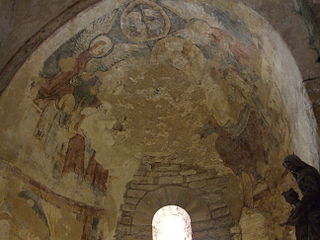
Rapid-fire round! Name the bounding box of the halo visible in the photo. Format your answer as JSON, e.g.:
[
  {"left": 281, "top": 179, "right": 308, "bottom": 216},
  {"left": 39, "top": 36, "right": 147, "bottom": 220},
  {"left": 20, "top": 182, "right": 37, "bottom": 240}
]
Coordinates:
[
  {"left": 120, "top": 0, "right": 170, "bottom": 42},
  {"left": 88, "top": 34, "right": 113, "bottom": 58}
]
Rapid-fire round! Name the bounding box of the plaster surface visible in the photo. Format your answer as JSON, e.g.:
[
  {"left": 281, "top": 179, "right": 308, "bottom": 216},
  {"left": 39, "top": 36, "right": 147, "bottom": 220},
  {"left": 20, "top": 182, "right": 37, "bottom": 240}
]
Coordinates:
[{"left": 0, "top": 0, "right": 319, "bottom": 239}]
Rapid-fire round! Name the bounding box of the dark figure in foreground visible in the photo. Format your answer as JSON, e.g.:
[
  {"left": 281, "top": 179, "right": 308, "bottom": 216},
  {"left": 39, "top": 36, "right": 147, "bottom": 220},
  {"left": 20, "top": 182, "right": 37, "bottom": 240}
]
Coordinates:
[
  {"left": 281, "top": 188, "right": 308, "bottom": 239},
  {"left": 281, "top": 154, "right": 320, "bottom": 240}
]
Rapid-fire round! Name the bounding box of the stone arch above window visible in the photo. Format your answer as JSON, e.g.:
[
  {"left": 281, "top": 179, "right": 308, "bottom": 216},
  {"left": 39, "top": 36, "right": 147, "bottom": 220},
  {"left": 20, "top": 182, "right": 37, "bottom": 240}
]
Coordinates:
[
  {"left": 133, "top": 186, "right": 210, "bottom": 225},
  {"left": 152, "top": 205, "right": 192, "bottom": 240}
]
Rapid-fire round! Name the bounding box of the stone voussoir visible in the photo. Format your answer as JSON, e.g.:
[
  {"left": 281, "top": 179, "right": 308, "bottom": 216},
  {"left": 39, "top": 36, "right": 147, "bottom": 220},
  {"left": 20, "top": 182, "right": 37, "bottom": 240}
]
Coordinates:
[
  {"left": 121, "top": 203, "right": 137, "bottom": 212},
  {"left": 192, "top": 230, "right": 209, "bottom": 240},
  {"left": 202, "top": 193, "right": 223, "bottom": 203},
  {"left": 192, "top": 220, "right": 215, "bottom": 232},
  {"left": 209, "top": 201, "right": 228, "bottom": 211},
  {"left": 126, "top": 189, "right": 146, "bottom": 198},
  {"left": 211, "top": 206, "right": 230, "bottom": 219},
  {"left": 208, "top": 227, "right": 231, "bottom": 238},
  {"left": 120, "top": 216, "right": 132, "bottom": 225},
  {"left": 116, "top": 224, "right": 131, "bottom": 234},
  {"left": 213, "top": 215, "right": 235, "bottom": 228},
  {"left": 138, "top": 163, "right": 152, "bottom": 172},
  {"left": 132, "top": 176, "right": 154, "bottom": 184}
]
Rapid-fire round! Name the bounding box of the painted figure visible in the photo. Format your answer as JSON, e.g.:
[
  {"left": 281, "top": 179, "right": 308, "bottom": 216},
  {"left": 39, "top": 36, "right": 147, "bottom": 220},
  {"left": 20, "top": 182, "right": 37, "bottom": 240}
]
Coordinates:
[
  {"left": 37, "top": 57, "right": 76, "bottom": 101},
  {"left": 85, "top": 151, "right": 109, "bottom": 192},
  {"left": 37, "top": 36, "right": 110, "bottom": 102},
  {"left": 35, "top": 35, "right": 110, "bottom": 193},
  {"left": 121, "top": 0, "right": 170, "bottom": 41},
  {"left": 63, "top": 134, "right": 85, "bottom": 177},
  {"left": 281, "top": 154, "right": 320, "bottom": 240}
]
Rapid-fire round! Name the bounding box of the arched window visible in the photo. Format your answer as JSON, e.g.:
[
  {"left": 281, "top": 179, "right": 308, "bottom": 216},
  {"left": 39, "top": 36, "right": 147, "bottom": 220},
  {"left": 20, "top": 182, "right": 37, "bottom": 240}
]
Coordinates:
[{"left": 152, "top": 205, "right": 192, "bottom": 240}]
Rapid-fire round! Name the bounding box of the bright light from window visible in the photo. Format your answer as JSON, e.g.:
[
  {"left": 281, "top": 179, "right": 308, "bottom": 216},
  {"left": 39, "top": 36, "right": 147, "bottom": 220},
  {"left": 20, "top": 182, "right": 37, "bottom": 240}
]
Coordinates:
[{"left": 152, "top": 205, "right": 192, "bottom": 240}]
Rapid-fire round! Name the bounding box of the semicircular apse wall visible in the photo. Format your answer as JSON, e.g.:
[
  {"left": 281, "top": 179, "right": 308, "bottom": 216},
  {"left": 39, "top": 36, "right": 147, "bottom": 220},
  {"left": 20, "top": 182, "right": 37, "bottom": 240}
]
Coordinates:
[{"left": 0, "top": 0, "right": 318, "bottom": 239}]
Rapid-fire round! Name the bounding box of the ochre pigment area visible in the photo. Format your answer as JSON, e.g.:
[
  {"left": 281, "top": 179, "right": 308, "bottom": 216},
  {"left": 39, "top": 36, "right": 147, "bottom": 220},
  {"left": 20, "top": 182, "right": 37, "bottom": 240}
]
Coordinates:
[{"left": 0, "top": 0, "right": 318, "bottom": 239}]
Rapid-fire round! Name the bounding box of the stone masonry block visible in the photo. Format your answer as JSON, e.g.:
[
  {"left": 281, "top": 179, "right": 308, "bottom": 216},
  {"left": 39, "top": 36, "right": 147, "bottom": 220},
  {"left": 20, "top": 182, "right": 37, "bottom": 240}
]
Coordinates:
[
  {"left": 213, "top": 215, "right": 234, "bottom": 228},
  {"left": 186, "top": 172, "right": 216, "bottom": 182},
  {"left": 127, "top": 189, "right": 146, "bottom": 198},
  {"left": 212, "top": 207, "right": 230, "bottom": 218},
  {"left": 153, "top": 164, "right": 180, "bottom": 171},
  {"left": 189, "top": 180, "right": 207, "bottom": 189},
  {"left": 180, "top": 169, "right": 197, "bottom": 176},
  {"left": 147, "top": 171, "right": 178, "bottom": 177},
  {"left": 132, "top": 176, "right": 154, "bottom": 184},
  {"left": 209, "top": 201, "right": 227, "bottom": 211},
  {"left": 125, "top": 197, "right": 140, "bottom": 205},
  {"left": 130, "top": 183, "right": 158, "bottom": 191},
  {"left": 121, "top": 203, "right": 136, "bottom": 212},
  {"left": 116, "top": 224, "right": 131, "bottom": 234},
  {"left": 192, "top": 220, "right": 215, "bottom": 232},
  {"left": 159, "top": 176, "right": 183, "bottom": 184},
  {"left": 121, "top": 216, "right": 132, "bottom": 225}
]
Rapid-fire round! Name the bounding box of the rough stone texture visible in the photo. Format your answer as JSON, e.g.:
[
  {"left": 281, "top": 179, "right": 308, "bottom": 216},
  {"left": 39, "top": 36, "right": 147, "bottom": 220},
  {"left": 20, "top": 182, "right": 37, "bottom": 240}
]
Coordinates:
[
  {"left": 0, "top": 0, "right": 319, "bottom": 239},
  {"left": 117, "top": 164, "right": 232, "bottom": 240},
  {"left": 158, "top": 176, "right": 183, "bottom": 184}
]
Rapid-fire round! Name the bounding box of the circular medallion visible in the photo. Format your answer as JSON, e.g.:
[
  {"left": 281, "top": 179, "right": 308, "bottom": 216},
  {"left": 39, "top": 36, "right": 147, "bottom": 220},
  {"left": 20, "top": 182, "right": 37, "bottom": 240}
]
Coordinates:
[{"left": 121, "top": 0, "right": 170, "bottom": 42}]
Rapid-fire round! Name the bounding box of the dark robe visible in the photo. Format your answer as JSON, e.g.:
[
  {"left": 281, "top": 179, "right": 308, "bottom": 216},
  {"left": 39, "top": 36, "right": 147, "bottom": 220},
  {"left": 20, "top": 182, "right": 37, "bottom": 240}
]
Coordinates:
[
  {"left": 63, "top": 134, "right": 85, "bottom": 177},
  {"left": 282, "top": 154, "right": 320, "bottom": 240},
  {"left": 38, "top": 50, "right": 92, "bottom": 101},
  {"left": 85, "top": 151, "right": 108, "bottom": 192},
  {"left": 282, "top": 188, "right": 308, "bottom": 240},
  {"left": 38, "top": 71, "right": 74, "bottom": 100}
]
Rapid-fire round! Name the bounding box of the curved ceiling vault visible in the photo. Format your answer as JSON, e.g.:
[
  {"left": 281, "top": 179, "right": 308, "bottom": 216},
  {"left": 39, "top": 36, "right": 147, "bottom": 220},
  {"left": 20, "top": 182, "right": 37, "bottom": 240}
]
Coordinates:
[{"left": 0, "top": 0, "right": 318, "bottom": 240}]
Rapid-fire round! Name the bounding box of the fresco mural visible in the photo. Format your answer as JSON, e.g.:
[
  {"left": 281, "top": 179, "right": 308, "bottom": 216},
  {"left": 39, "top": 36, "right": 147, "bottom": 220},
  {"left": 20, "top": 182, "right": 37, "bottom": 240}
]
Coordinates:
[
  {"left": 33, "top": 0, "right": 261, "bottom": 170},
  {"left": 0, "top": 0, "right": 318, "bottom": 239},
  {"left": 0, "top": 161, "right": 106, "bottom": 240}
]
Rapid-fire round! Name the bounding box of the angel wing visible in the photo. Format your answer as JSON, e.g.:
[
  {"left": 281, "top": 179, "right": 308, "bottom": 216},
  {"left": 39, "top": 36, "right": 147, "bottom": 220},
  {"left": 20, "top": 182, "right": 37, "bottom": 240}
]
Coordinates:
[
  {"left": 85, "top": 43, "right": 148, "bottom": 73},
  {"left": 71, "top": 9, "right": 120, "bottom": 55}
]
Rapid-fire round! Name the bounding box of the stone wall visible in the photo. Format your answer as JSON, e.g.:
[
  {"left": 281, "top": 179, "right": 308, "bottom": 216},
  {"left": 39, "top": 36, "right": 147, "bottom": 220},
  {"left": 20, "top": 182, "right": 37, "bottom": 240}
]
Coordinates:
[{"left": 116, "top": 159, "right": 237, "bottom": 240}]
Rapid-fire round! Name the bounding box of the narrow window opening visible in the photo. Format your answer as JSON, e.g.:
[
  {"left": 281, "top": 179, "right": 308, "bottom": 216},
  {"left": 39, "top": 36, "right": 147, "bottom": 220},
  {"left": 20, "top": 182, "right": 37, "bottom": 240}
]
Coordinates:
[{"left": 152, "top": 205, "right": 192, "bottom": 240}]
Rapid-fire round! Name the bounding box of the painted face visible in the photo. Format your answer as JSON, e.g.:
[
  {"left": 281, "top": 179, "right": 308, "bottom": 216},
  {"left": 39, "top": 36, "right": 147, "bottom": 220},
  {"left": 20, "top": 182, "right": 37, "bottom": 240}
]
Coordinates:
[
  {"left": 90, "top": 41, "right": 108, "bottom": 56},
  {"left": 88, "top": 35, "right": 113, "bottom": 58},
  {"left": 121, "top": 0, "right": 170, "bottom": 41}
]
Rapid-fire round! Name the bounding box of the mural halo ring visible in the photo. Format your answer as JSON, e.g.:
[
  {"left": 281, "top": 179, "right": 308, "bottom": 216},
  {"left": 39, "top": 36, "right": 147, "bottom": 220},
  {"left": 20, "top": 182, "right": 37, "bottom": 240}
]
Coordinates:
[{"left": 88, "top": 34, "right": 113, "bottom": 58}]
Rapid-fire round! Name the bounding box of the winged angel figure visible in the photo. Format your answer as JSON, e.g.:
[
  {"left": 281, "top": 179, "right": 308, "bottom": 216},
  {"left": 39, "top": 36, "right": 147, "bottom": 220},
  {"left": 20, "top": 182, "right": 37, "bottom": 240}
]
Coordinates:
[{"left": 71, "top": 8, "right": 147, "bottom": 75}]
